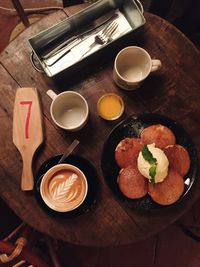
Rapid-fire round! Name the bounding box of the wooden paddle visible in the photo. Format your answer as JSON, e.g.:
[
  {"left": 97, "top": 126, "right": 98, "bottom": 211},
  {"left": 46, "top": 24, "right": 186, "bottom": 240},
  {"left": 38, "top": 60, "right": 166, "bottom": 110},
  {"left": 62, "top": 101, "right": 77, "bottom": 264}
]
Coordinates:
[{"left": 13, "top": 87, "right": 43, "bottom": 191}]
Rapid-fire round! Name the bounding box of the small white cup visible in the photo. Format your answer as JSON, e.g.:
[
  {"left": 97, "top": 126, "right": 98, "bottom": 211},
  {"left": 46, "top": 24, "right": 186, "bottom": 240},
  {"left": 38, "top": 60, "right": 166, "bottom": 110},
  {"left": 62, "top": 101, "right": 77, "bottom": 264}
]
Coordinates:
[
  {"left": 47, "top": 90, "right": 89, "bottom": 131},
  {"left": 113, "top": 46, "right": 162, "bottom": 90}
]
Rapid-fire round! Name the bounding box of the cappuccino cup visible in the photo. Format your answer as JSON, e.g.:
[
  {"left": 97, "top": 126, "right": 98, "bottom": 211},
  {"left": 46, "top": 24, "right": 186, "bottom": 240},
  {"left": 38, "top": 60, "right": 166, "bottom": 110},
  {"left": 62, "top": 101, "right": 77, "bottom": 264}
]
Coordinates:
[
  {"left": 113, "top": 46, "right": 162, "bottom": 90},
  {"left": 40, "top": 164, "right": 88, "bottom": 213},
  {"left": 47, "top": 89, "right": 89, "bottom": 131}
]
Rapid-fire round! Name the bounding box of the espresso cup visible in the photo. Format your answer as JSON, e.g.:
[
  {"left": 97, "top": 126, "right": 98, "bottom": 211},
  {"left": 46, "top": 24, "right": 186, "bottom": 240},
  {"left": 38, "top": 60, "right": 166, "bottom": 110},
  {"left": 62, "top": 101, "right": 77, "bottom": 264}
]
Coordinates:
[
  {"left": 47, "top": 89, "right": 89, "bottom": 131},
  {"left": 113, "top": 46, "right": 162, "bottom": 90},
  {"left": 40, "top": 163, "right": 88, "bottom": 213}
]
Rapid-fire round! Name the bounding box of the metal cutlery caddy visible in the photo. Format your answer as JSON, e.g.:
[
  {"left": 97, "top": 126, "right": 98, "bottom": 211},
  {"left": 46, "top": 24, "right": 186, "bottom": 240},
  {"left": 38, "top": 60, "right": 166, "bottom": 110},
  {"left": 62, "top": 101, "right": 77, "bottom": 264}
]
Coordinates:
[{"left": 29, "top": 0, "right": 146, "bottom": 77}]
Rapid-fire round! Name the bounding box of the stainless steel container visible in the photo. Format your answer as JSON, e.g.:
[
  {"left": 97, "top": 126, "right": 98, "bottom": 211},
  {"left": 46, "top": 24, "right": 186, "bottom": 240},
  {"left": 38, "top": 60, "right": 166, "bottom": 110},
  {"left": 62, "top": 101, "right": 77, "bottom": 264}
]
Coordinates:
[{"left": 29, "top": 0, "right": 146, "bottom": 77}]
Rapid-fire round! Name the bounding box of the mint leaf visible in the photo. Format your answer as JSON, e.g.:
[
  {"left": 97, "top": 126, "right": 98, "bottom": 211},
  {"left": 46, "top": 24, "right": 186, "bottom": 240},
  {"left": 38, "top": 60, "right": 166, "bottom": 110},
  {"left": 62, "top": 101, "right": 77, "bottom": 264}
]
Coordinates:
[
  {"left": 142, "top": 144, "right": 157, "bottom": 183},
  {"left": 142, "top": 144, "right": 157, "bottom": 164},
  {"left": 149, "top": 164, "right": 157, "bottom": 184}
]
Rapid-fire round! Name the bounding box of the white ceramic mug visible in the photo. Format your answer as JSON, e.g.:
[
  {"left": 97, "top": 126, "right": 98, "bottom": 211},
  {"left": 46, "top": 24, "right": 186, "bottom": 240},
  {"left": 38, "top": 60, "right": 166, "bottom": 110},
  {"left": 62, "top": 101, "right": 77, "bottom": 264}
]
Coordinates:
[
  {"left": 47, "top": 90, "right": 89, "bottom": 131},
  {"left": 113, "top": 46, "right": 162, "bottom": 90}
]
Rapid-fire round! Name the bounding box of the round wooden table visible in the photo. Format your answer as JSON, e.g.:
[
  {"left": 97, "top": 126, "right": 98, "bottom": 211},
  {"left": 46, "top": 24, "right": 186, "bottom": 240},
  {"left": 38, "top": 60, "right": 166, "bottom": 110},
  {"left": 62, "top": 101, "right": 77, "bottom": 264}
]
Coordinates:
[{"left": 0, "top": 4, "right": 200, "bottom": 247}]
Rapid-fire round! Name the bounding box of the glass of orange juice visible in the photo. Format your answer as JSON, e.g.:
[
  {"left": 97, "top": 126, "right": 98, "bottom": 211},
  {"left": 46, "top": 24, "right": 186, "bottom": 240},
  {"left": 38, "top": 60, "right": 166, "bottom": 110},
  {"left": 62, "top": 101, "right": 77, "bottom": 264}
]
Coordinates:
[{"left": 97, "top": 93, "right": 124, "bottom": 120}]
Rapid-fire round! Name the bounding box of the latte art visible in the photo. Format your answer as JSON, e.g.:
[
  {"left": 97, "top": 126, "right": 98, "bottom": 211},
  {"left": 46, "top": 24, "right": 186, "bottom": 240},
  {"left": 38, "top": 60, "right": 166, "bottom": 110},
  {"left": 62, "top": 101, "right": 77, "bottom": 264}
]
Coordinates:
[
  {"left": 40, "top": 164, "right": 88, "bottom": 212},
  {"left": 49, "top": 172, "right": 80, "bottom": 202}
]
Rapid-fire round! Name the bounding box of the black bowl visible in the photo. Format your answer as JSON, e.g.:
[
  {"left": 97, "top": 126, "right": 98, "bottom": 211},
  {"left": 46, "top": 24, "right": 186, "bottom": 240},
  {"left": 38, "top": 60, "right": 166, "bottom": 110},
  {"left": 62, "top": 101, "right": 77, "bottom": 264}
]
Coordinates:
[
  {"left": 101, "top": 113, "right": 198, "bottom": 210},
  {"left": 34, "top": 154, "right": 99, "bottom": 218}
]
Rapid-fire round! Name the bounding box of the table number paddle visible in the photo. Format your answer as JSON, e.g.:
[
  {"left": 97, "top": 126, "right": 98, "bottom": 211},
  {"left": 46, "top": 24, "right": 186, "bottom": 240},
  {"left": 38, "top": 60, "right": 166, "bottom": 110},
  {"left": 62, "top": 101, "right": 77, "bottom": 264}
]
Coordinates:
[{"left": 13, "top": 87, "right": 43, "bottom": 191}]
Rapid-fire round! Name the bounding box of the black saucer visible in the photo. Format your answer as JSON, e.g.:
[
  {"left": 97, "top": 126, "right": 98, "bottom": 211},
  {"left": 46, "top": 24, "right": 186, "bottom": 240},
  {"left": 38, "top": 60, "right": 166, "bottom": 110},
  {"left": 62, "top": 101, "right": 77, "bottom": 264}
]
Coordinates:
[{"left": 34, "top": 154, "right": 99, "bottom": 218}]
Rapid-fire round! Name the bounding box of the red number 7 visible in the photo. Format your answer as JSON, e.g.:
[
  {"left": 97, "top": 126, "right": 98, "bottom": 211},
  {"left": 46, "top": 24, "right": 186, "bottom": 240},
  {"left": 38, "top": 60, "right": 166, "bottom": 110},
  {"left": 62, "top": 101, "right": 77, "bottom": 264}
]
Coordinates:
[{"left": 20, "top": 101, "right": 33, "bottom": 139}]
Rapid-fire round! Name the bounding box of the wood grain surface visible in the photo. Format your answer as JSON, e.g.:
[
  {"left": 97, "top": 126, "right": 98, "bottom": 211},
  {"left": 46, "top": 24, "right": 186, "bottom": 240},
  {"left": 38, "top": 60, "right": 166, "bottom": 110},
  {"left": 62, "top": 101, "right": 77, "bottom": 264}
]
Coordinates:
[{"left": 0, "top": 5, "right": 200, "bottom": 246}]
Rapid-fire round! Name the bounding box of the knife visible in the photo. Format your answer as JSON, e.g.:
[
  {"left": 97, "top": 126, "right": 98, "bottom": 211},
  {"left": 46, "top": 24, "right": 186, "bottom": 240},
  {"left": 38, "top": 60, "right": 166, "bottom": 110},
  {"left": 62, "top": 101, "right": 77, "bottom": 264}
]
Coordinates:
[
  {"left": 42, "top": 12, "right": 118, "bottom": 60},
  {"left": 44, "top": 19, "right": 118, "bottom": 66},
  {"left": 44, "top": 16, "right": 118, "bottom": 67}
]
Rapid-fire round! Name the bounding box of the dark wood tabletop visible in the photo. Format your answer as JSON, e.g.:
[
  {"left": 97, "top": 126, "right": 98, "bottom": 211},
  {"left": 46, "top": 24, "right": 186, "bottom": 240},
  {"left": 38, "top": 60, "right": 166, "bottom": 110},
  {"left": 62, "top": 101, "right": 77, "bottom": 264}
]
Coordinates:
[{"left": 1, "top": 3, "right": 200, "bottom": 247}]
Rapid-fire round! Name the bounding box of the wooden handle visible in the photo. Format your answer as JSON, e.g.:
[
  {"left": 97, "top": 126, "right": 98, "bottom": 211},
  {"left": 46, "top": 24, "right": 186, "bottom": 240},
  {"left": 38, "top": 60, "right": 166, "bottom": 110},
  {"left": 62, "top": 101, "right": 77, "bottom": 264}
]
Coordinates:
[{"left": 21, "top": 154, "right": 34, "bottom": 191}]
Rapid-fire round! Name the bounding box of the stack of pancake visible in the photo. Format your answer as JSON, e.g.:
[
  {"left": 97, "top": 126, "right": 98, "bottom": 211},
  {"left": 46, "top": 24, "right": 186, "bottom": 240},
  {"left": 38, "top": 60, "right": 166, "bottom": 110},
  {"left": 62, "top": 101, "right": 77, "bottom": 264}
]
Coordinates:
[{"left": 115, "top": 124, "right": 190, "bottom": 205}]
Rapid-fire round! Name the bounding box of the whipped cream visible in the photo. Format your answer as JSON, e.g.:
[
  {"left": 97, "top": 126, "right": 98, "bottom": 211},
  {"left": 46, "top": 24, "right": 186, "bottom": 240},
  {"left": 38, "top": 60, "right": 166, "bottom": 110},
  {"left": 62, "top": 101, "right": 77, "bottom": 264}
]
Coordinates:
[{"left": 137, "top": 143, "right": 169, "bottom": 183}]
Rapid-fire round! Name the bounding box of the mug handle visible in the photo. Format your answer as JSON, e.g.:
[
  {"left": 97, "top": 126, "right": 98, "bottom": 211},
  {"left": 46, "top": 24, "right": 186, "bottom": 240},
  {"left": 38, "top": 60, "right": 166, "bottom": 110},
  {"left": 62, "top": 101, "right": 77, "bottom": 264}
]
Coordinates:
[
  {"left": 46, "top": 89, "right": 57, "bottom": 100},
  {"left": 151, "top": 59, "right": 162, "bottom": 72}
]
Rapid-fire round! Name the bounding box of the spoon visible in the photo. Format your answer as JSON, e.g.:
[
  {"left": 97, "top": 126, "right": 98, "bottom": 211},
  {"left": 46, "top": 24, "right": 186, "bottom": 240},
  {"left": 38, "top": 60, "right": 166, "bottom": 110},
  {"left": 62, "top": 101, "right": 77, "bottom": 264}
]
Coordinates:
[{"left": 58, "top": 139, "right": 80, "bottom": 164}]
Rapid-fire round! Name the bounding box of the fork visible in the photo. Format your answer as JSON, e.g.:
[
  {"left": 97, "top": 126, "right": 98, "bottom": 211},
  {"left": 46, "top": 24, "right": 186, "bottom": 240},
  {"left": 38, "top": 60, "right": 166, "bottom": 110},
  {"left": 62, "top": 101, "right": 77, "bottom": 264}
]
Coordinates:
[
  {"left": 80, "top": 21, "right": 118, "bottom": 58},
  {"left": 44, "top": 20, "right": 118, "bottom": 67},
  {"left": 42, "top": 13, "right": 118, "bottom": 60}
]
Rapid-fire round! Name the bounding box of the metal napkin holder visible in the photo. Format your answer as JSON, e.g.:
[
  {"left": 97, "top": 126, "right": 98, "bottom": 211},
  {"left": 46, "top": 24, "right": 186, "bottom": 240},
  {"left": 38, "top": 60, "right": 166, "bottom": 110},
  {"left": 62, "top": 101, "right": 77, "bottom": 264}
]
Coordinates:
[{"left": 28, "top": 0, "right": 146, "bottom": 77}]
